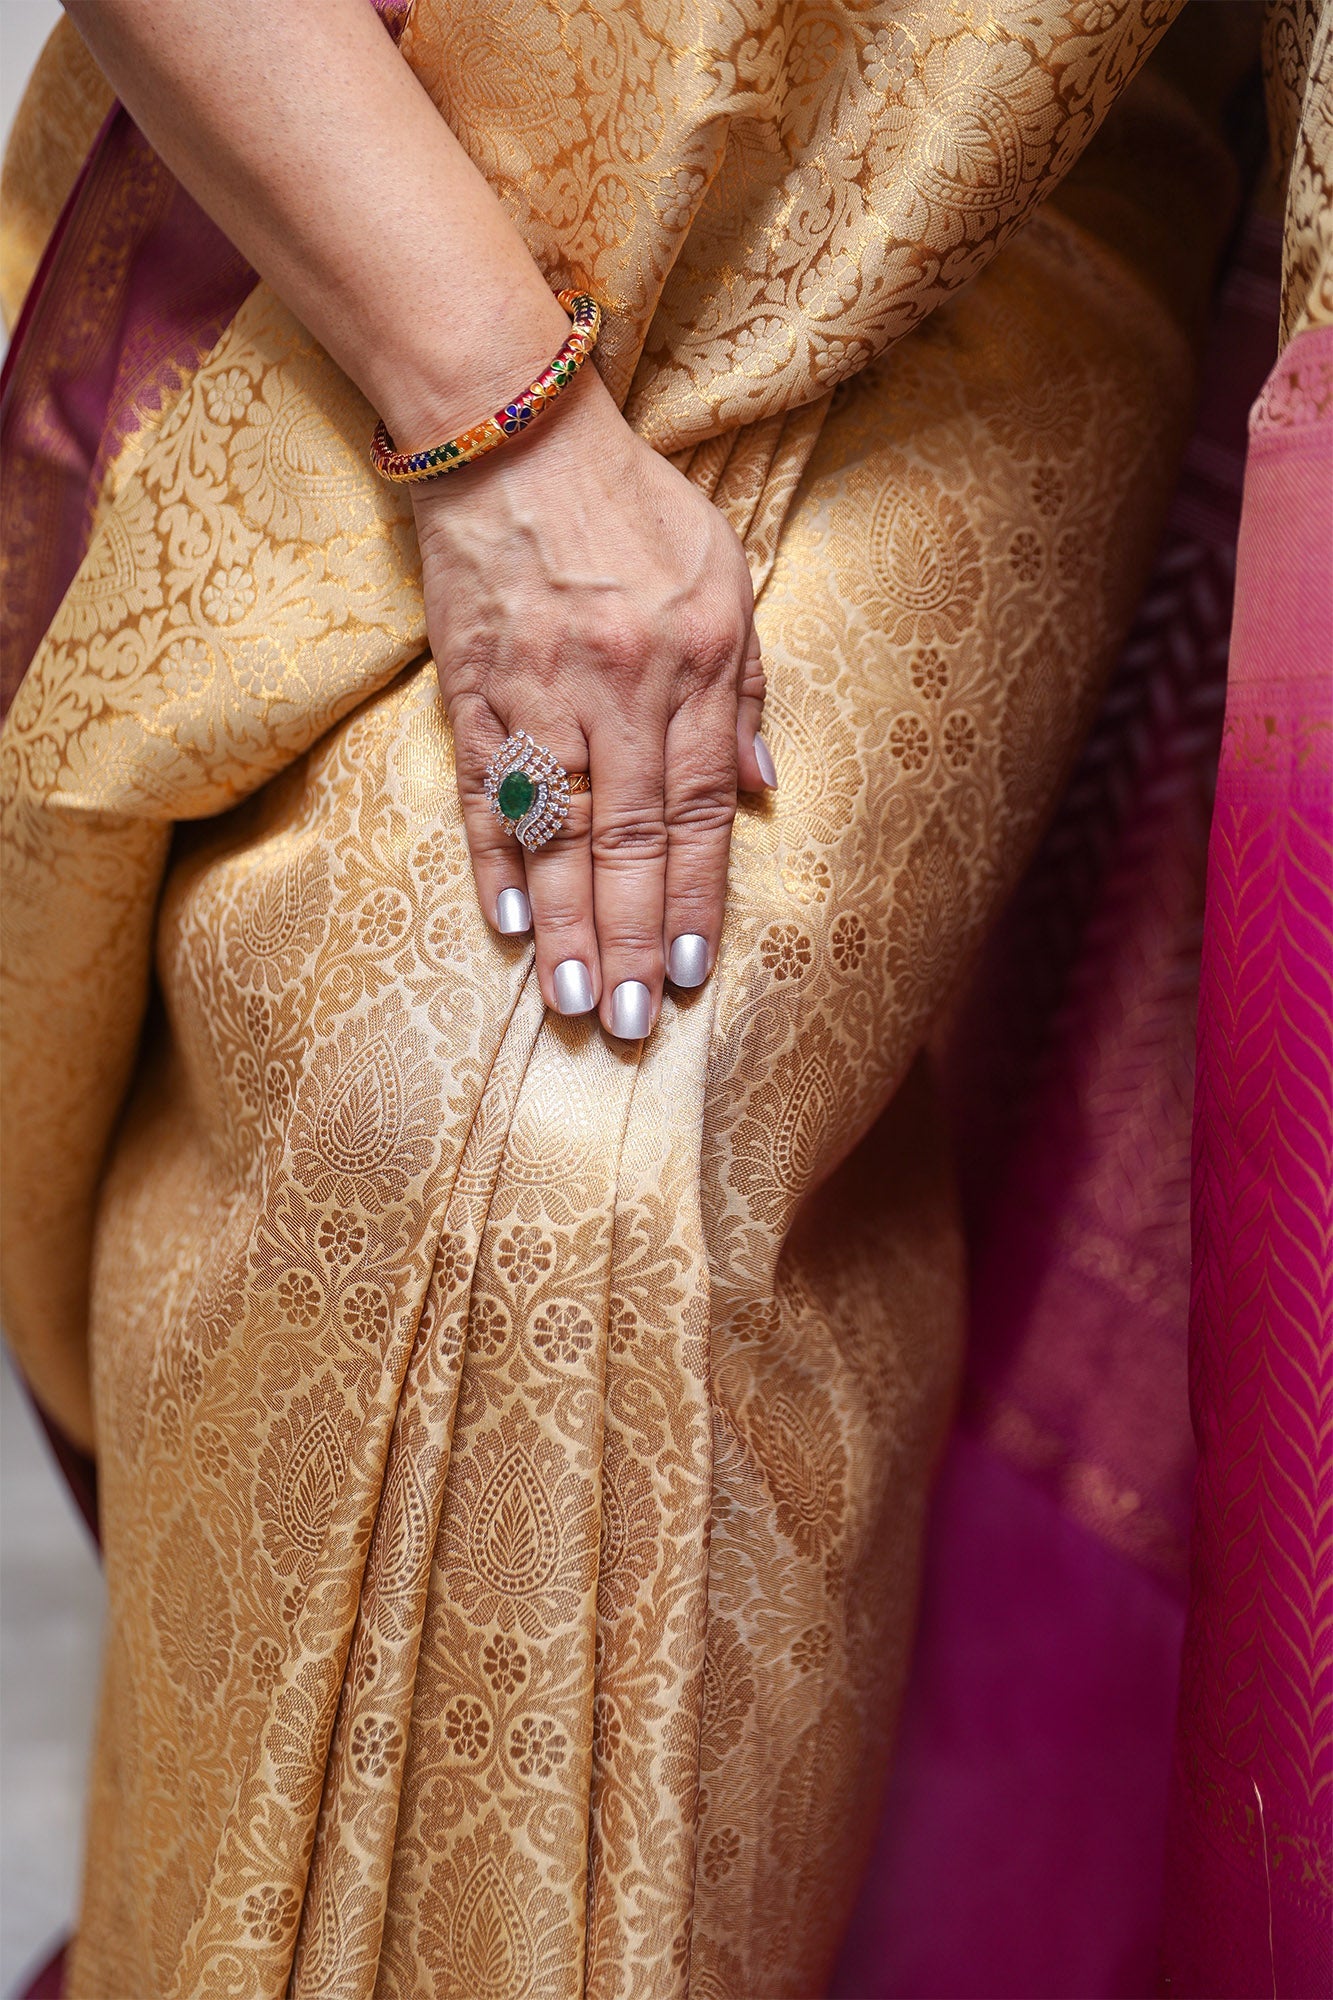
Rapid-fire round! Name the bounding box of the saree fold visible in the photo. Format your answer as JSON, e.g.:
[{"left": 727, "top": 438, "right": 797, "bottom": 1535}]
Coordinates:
[
  {"left": 1162, "top": 314, "right": 1333, "bottom": 1999},
  {"left": 0, "top": 6, "right": 1246, "bottom": 1996},
  {"left": 1160, "top": 19, "right": 1333, "bottom": 1990}
]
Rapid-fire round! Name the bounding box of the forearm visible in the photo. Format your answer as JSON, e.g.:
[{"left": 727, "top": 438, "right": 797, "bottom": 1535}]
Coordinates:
[{"left": 62, "top": 0, "right": 573, "bottom": 446}]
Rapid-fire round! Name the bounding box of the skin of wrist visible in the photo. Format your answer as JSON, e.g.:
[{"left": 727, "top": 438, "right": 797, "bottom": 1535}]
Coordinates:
[
  {"left": 370, "top": 283, "right": 585, "bottom": 459},
  {"left": 406, "top": 364, "right": 626, "bottom": 521}
]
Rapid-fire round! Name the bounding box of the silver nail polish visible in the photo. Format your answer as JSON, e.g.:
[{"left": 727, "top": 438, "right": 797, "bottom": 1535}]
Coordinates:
[
  {"left": 609, "top": 979, "right": 652, "bottom": 1039},
  {"left": 495, "top": 887, "right": 531, "bottom": 936},
  {"left": 668, "top": 934, "right": 710, "bottom": 989},
  {"left": 754, "top": 735, "right": 778, "bottom": 789},
  {"left": 553, "top": 959, "right": 595, "bottom": 1015}
]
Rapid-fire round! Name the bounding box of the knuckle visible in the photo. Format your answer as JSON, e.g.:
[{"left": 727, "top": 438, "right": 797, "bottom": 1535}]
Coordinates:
[
  {"left": 533, "top": 906, "right": 591, "bottom": 950},
  {"left": 592, "top": 614, "right": 651, "bottom": 681},
  {"left": 738, "top": 658, "right": 767, "bottom": 701},
  {"left": 667, "top": 791, "right": 736, "bottom": 839},
  {"left": 451, "top": 714, "right": 503, "bottom": 790},
  {"left": 591, "top": 810, "right": 669, "bottom": 865},
  {"left": 598, "top": 920, "right": 665, "bottom": 966},
  {"left": 443, "top": 677, "right": 494, "bottom": 732},
  {"left": 681, "top": 614, "right": 745, "bottom": 686},
  {"left": 464, "top": 819, "right": 510, "bottom": 860},
  {"left": 536, "top": 801, "right": 593, "bottom": 850}
]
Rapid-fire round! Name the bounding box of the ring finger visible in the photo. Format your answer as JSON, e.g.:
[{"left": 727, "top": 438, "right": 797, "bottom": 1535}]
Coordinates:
[
  {"left": 517, "top": 730, "right": 600, "bottom": 1017},
  {"left": 448, "top": 689, "right": 535, "bottom": 940}
]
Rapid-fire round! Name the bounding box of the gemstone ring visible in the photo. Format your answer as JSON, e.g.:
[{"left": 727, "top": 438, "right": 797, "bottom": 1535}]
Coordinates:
[{"left": 482, "top": 731, "right": 590, "bottom": 851}]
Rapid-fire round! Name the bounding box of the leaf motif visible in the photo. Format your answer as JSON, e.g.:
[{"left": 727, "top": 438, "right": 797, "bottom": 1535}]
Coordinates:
[
  {"left": 240, "top": 859, "right": 304, "bottom": 957},
  {"left": 774, "top": 1052, "right": 835, "bottom": 1193},
  {"left": 870, "top": 488, "right": 955, "bottom": 610},
  {"left": 471, "top": 1447, "right": 559, "bottom": 1593},
  {"left": 281, "top": 1416, "right": 345, "bottom": 1555},
  {"left": 315, "top": 1035, "right": 403, "bottom": 1173},
  {"left": 454, "top": 1855, "right": 533, "bottom": 1997},
  {"left": 769, "top": 1393, "right": 827, "bottom": 1525}
]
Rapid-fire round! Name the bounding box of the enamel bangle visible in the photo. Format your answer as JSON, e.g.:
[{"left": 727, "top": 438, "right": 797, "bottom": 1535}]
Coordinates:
[{"left": 370, "top": 290, "right": 603, "bottom": 484}]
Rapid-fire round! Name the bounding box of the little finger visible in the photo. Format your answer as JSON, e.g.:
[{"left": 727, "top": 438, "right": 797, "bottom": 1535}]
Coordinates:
[
  {"left": 735, "top": 624, "right": 776, "bottom": 793},
  {"left": 663, "top": 690, "right": 738, "bottom": 991}
]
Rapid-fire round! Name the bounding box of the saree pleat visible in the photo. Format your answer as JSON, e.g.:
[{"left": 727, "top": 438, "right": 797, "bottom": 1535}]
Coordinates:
[
  {"left": 0, "top": 6, "right": 1242, "bottom": 1995},
  {"left": 1161, "top": 14, "right": 1333, "bottom": 1985}
]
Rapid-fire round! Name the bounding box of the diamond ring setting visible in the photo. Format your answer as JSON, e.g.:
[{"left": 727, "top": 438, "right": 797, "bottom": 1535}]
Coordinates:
[{"left": 483, "top": 732, "right": 590, "bottom": 851}]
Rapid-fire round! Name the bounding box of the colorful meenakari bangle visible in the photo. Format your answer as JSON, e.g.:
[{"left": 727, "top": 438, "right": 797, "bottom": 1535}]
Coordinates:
[{"left": 369, "top": 289, "right": 603, "bottom": 484}]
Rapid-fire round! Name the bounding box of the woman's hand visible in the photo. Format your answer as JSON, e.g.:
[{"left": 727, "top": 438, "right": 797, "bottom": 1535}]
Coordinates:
[
  {"left": 413, "top": 364, "right": 773, "bottom": 1037},
  {"left": 64, "top": 0, "right": 774, "bottom": 1036}
]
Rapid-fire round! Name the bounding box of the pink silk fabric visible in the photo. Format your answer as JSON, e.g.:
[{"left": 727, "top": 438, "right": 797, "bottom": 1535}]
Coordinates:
[
  {"left": 945, "top": 210, "right": 1283, "bottom": 1591},
  {"left": 1161, "top": 320, "right": 1333, "bottom": 2000},
  {"left": 833, "top": 210, "right": 1287, "bottom": 2000}
]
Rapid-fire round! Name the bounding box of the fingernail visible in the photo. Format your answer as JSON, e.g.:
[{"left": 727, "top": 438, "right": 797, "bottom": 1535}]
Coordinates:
[
  {"left": 668, "top": 934, "right": 710, "bottom": 989},
  {"left": 609, "top": 980, "right": 652, "bottom": 1039},
  {"left": 552, "top": 959, "right": 595, "bottom": 1015},
  {"left": 754, "top": 735, "right": 778, "bottom": 789},
  {"left": 495, "top": 887, "right": 531, "bottom": 935}
]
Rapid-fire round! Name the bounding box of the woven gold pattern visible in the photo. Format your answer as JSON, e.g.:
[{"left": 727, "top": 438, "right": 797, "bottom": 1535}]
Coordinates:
[{"left": 0, "top": 5, "right": 1241, "bottom": 1994}]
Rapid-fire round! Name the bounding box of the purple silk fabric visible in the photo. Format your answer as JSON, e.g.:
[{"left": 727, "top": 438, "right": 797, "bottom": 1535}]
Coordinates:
[
  {"left": 0, "top": 0, "right": 408, "bottom": 720},
  {"left": 14, "top": 1943, "right": 66, "bottom": 2000},
  {"left": 830, "top": 1434, "right": 1187, "bottom": 2000},
  {"left": 1161, "top": 321, "right": 1333, "bottom": 2000}
]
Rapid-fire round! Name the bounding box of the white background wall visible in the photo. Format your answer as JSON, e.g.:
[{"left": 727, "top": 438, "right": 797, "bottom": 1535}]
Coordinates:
[
  {"left": 0, "top": 11, "right": 105, "bottom": 1995},
  {"left": 1, "top": 1, "right": 61, "bottom": 150}
]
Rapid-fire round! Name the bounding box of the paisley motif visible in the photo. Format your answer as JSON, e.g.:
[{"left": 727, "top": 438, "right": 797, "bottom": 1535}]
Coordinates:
[
  {"left": 278, "top": 1415, "right": 348, "bottom": 1559},
  {"left": 453, "top": 1855, "right": 535, "bottom": 1996},
  {"left": 469, "top": 1446, "right": 561, "bottom": 1596},
  {"left": 312, "top": 1036, "right": 404, "bottom": 1180}
]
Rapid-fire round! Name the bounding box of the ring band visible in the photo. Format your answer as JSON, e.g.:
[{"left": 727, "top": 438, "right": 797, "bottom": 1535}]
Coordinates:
[{"left": 483, "top": 732, "right": 590, "bottom": 851}]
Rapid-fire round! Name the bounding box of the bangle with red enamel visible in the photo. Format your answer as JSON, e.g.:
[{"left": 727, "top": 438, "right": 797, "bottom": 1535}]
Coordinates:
[{"left": 369, "top": 289, "right": 603, "bottom": 484}]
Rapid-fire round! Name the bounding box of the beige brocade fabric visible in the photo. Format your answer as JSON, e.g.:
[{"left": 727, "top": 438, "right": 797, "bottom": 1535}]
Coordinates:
[
  {"left": 0, "top": 7, "right": 1213, "bottom": 1997},
  {"left": 1266, "top": 0, "right": 1333, "bottom": 344}
]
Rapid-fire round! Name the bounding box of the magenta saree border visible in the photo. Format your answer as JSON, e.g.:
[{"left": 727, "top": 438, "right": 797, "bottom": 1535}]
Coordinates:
[
  {"left": 941, "top": 213, "right": 1282, "bottom": 1587},
  {"left": 833, "top": 216, "right": 1289, "bottom": 2000},
  {"left": 1162, "top": 320, "right": 1333, "bottom": 1999}
]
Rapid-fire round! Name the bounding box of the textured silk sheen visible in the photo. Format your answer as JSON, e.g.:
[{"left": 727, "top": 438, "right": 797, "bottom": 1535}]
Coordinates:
[
  {"left": 0, "top": 5, "right": 1223, "bottom": 1996},
  {"left": 1162, "top": 317, "right": 1333, "bottom": 2000}
]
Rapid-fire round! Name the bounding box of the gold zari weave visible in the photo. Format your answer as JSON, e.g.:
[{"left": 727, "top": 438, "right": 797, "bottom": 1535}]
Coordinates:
[{"left": 0, "top": 3, "right": 1247, "bottom": 1993}]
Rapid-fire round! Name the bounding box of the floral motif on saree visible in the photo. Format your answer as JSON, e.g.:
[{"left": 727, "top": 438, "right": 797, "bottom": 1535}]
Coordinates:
[{"left": 0, "top": 3, "right": 1262, "bottom": 1994}]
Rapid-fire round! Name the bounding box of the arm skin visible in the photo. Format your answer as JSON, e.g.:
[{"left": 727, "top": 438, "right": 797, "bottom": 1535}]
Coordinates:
[{"left": 62, "top": 0, "right": 770, "bottom": 1035}]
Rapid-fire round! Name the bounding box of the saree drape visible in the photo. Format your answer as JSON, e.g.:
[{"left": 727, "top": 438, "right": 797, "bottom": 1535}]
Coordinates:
[
  {"left": 831, "top": 191, "right": 1291, "bottom": 2000},
  {"left": 1160, "top": 314, "right": 1333, "bottom": 2000},
  {"left": 1161, "top": 11, "right": 1333, "bottom": 1973},
  {"left": 0, "top": 5, "right": 1301, "bottom": 1996}
]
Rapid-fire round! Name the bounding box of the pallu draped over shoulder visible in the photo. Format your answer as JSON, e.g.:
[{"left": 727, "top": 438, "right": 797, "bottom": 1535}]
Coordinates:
[{"left": 0, "top": 3, "right": 1269, "bottom": 1994}]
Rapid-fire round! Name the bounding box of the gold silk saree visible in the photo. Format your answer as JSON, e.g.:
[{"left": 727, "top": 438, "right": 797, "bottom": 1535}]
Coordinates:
[{"left": 0, "top": 3, "right": 1254, "bottom": 1993}]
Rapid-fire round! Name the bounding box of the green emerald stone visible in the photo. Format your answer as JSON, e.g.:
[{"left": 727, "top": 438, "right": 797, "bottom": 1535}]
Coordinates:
[{"left": 497, "top": 769, "right": 535, "bottom": 822}]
